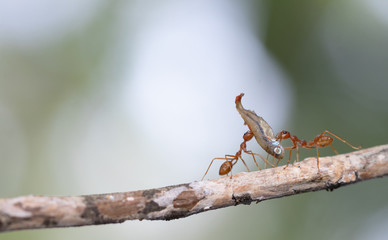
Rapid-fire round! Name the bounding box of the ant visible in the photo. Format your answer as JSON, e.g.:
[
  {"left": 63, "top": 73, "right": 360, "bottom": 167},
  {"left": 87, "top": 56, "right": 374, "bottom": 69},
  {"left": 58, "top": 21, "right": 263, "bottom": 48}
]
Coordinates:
[
  {"left": 201, "top": 131, "right": 272, "bottom": 180},
  {"left": 275, "top": 130, "right": 361, "bottom": 172},
  {"left": 201, "top": 93, "right": 281, "bottom": 180}
]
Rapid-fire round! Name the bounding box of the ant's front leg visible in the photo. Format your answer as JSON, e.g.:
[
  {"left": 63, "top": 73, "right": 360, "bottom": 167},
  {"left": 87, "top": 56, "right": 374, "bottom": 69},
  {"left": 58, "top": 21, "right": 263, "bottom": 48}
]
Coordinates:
[{"left": 282, "top": 145, "right": 296, "bottom": 169}]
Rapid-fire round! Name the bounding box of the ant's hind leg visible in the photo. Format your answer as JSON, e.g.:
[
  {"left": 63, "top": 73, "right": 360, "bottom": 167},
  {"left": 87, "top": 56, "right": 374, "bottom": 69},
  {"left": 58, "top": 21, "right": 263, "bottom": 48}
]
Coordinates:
[
  {"left": 201, "top": 157, "right": 234, "bottom": 181},
  {"left": 230, "top": 159, "right": 239, "bottom": 179},
  {"left": 329, "top": 143, "right": 339, "bottom": 155},
  {"left": 228, "top": 166, "right": 234, "bottom": 179},
  {"left": 323, "top": 130, "right": 361, "bottom": 150},
  {"left": 316, "top": 147, "right": 320, "bottom": 173}
]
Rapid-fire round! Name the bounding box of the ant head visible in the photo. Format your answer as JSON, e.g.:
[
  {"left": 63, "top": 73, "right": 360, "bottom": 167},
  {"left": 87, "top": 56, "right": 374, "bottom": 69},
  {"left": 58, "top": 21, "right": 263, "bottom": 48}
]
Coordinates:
[
  {"left": 219, "top": 161, "right": 233, "bottom": 175},
  {"left": 278, "top": 130, "right": 290, "bottom": 139}
]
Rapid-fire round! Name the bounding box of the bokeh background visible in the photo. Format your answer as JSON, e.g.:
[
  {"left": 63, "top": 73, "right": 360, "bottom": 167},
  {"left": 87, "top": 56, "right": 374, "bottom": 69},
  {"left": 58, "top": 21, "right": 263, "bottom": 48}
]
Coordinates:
[{"left": 1, "top": 1, "right": 388, "bottom": 239}]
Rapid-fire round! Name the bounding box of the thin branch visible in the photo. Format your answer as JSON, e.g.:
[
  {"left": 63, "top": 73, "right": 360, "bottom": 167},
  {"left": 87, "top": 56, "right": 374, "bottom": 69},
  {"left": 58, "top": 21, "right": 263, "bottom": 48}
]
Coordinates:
[{"left": 1, "top": 144, "right": 388, "bottom": 232}]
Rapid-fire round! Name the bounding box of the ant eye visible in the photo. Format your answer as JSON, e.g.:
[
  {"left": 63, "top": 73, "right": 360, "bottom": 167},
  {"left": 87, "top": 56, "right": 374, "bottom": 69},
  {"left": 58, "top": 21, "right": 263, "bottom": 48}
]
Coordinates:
[{"left": 283, "top": 131, "right": 287, "bottom": 134}]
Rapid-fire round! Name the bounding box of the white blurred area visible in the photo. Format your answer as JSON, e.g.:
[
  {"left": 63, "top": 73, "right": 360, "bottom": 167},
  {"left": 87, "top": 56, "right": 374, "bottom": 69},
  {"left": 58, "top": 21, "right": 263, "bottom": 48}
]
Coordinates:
[
  {"left": 0, "top": 0, "right": 104, "bottom": 46},
  {"left": 367, "top": 0, "right": 388, "bottom": 26},
  {"left": 119, "top": 0, "right": 293, "bottom": 184}
]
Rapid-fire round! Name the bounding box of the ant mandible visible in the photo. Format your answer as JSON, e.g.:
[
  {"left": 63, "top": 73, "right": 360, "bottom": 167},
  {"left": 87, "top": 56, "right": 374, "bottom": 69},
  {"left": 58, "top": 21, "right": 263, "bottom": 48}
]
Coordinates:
[{"left": 275, "top": 130, "right": 361, "bottom": 172}]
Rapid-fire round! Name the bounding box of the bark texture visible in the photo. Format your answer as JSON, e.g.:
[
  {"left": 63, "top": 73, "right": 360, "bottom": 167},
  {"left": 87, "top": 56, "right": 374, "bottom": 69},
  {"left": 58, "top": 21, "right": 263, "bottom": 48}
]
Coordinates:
[{"left": 1, "top": 144, "right": 387, "bottom": 232}]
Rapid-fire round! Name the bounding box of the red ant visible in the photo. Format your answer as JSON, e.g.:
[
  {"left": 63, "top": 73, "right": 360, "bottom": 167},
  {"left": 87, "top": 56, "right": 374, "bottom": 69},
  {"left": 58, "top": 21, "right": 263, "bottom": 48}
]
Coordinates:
[
  {"left": 275, "top": 130, "right": 361, "bottom": 172},
  {"left": 201, "top": 130, "right": 274, "bottom": 180}
]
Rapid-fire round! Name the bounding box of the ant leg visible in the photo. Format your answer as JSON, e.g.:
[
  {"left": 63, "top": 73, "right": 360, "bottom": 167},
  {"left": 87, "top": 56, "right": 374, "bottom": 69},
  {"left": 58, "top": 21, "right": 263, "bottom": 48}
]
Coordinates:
[
  {"left": 237, "top": 155, "right": 250, "bottom": 172},
  {"left": 322, "top": 130, "right": 361, "bottom": 150},
  {"left": 276, "top": 157, "right": 282, "bottom": 166},
  {"left": 272, "top": 138, "right": 283, "bottom": 166},
  {"left": 229, "top": 159, "right": 239, "bottom": 179},
  {"left": 252, "top": 152, "right": 275, "bottom": 168},
  {"left": 279, "top": 146, "right": 295, "bottom": 167},
  {"left": 296, "top": 145, "right": 299, "bottom": 162},
  {"left": 243, "top": 151, "right": 261, "bottom": 170},
  {"left": 283, "top": 149, "right": 293, "bottom": 169},
  {"left": 329, "top": 143, "right": 339, "bottom": 155},
  {"left": 243, "top": 149, "right": 274, "bottom": 170},
  {"left": 316, "top": 147, "right": 320, "bottom": 173},
  {"left": 263, "top": 152, "right": 275, "bottom": 168},
  {"left": 225, "top": 166, "right": 233, "bottom": 179},
  {"left": 201, "top": 157, "right": 235, "bottom": 181},
  {"left": 272, "top": 154, "right": 276, "bottom": 167},
  {"left": 240, "top": 140, "right": 264, "bottom": 170}
]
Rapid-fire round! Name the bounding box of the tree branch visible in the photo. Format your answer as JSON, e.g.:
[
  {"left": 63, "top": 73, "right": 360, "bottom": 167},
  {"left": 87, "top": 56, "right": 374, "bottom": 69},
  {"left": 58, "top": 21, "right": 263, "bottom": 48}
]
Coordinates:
[{"left": 1, "top": 144, "right": 388, "bottom": 232}]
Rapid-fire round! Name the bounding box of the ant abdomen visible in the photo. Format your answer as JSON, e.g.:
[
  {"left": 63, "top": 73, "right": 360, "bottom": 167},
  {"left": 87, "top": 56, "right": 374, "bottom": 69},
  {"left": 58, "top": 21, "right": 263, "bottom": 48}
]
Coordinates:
[
  {"left": 314, "top": 135, "right": 333, "bottom": 147},
  {"left": 219, "top": 161, "right": 233, "bottom": 175}
]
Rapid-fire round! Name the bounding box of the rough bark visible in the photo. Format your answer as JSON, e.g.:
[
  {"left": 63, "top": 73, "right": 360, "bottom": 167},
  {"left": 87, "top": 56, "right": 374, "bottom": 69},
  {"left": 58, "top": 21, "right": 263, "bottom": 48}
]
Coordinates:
[{"left": 1, "top": 144, "right": 387, "bottom": 232}]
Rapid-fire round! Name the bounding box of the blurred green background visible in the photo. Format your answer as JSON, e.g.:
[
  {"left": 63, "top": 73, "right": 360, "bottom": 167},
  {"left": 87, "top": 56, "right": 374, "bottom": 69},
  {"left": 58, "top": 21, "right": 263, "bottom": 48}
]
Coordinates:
[{"left": 1, "top": 1, "right": 387, "bottom": 239}]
